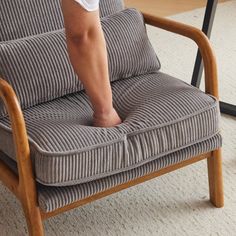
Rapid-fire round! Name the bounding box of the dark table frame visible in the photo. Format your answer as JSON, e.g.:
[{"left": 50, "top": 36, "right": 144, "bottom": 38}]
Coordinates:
[{"left": 191, "top": 0, "right": 236, "bottom": 116}]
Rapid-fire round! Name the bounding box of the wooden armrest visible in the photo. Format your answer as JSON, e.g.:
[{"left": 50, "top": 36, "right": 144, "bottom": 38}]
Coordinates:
[
  {"left": 0, "top": 79, "right": 29, "bottom": 159},
  {"left": 142, "top": 13, "right": 219, "bottom": 99},
  {"left": 0, "top": 79, "right": 35, "bottom": 197}
]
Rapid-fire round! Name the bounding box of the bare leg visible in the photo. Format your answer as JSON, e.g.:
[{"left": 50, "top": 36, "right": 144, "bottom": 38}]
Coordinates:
[{"left": 61, "top": 0, "right": 122, "bottom": 127}]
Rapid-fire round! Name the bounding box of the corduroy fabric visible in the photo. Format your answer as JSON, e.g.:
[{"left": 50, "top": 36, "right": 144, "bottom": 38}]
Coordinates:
[
  {"left": 99, "top": 0, "right": 124, "bottom": 17},
  {"left": 0, "top": 72, "right": 221, "bottom": 186},
  {"left": 0, "top": 0, "right": 124, "bottom": 41},
  {"left": 38, "top": 133, "right": 222, "bottom": 212},
  {"left": 0, "top": 133, "right": 222, "bottom": 212},
  {"left": 0, "top": 9, "right": 160, "bottom": 118}
]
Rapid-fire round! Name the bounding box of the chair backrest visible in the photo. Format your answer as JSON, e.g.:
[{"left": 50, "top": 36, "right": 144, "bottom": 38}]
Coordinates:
[
  {"left": 0, "top": 0, "right": 124, "bottom": 42},
  {"left": 0, "top": 4, "right": 161, "bottom": 119}
]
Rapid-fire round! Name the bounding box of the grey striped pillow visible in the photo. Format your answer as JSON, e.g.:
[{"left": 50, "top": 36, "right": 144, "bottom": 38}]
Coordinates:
[
  {"left": 0, "top": 0, "right": 124, "bottom": 41},
  {"left": 0, "top": 8, "right": 160, "bottom": 118},
  {"left": 99, "top": 0, "right": 124, "bottom": 18}
]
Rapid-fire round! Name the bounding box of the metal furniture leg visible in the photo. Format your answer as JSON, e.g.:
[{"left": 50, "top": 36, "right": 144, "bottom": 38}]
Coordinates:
[
  {"left": 191, "top": 0, "right": 218, "bottom": 87},
  {"left": 191, "top": 0, "right": 236, "bottom": 116}
]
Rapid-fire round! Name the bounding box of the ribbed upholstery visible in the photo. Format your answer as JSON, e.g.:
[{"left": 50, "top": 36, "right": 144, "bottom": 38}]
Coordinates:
[
  {"left": 0, "top": 0, "right": 222, "bottom": 216},
  {"left": 99, "top": 0, "right": 124, "bottom": 17},
  {"left": 0, "top": 0, "right": 124, "bottom": 41},
  {"left": 0, "top": 133, "right": 222, "bottom": 212},
  {"left": 0, "top": 72, "right": 221, "bottom": 186},
  {"left": 38, "top": 133, "right": 222, "bottom": 212},
  {"left": 0, "top": 9, "right": 160, "bottom": 118}
]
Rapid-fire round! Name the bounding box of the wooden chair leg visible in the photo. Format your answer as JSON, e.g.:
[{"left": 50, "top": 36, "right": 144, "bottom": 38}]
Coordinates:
[
  {"left": 207, "top": 148, "right": 224, "bottom": 208},
  {"left": 21, "top": 200, "right": 44, "bottom": 236}
]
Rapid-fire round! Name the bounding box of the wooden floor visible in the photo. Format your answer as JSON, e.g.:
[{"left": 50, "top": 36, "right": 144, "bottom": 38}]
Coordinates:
[{"left": 124, "top": 0, "right": 228, "bottom": 16}]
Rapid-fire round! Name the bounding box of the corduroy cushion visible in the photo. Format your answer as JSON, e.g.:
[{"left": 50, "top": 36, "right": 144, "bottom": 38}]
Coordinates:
[
  {"left": 0, "top": 0, "right": 124, "bottom": 41},
  {"left": 0, "top": 72, "right": 221, "bottom": 186},
  {"left": 0, "top": 133, "right": 222, "bottom": 212},
  {"left": 99, "top": 0, "right": 124, "bottom": 17},
  {"left": 0, "top": 8, "right": 160, "bottom": 118},
  {"left": 39, "top": 132, "right": 222, "bottom": 212}
]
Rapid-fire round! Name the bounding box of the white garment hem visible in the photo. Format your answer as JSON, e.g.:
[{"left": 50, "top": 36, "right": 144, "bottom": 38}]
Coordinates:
[{"left": 74, "top": 0, "right": 99, "bottom": 12}]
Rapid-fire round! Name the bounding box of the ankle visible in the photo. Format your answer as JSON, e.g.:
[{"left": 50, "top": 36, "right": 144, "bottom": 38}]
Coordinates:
[{"left": 93, "top": 106, "right": 114, "bottom": 119}]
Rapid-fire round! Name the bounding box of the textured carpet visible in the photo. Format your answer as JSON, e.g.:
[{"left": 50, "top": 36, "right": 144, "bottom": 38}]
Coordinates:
[{"left": 0, "top": 1, "right": 236, "bottom": 235}]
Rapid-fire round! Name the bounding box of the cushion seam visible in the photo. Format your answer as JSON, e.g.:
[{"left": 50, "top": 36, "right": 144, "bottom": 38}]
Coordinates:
[
  {"left": 0, "top": 97, "right": 219, "bottom": 157},
  {"left": 36, "top": 130, "right": 221, "bottom": 186},
  {"left": 126, "top": 95, "right": 218, "bottom": 136}
]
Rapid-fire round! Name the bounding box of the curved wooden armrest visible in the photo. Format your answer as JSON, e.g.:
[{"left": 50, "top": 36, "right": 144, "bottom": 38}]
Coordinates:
[
  {"left": 142, "top": 13, "right": 219, "bottom": 99},
  {"left": 0, "top": 79, "right": 29, "bottom": 160},
  {"left": 0, "top": 79, "right": 35, "bottom": 197}
]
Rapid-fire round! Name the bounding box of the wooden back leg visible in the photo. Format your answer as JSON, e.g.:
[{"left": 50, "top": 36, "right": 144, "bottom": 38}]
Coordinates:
[
  {"left": 20, "top": 195, "right": 44, "bottom": 236},
  {"left": 207, "top": 148, "right": 224, "bottom": 208}
]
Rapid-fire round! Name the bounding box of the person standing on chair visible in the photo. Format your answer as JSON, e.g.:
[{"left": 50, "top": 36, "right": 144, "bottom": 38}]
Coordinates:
[{"left": 61, "top": 0, "right": 122, "bottom": 127}]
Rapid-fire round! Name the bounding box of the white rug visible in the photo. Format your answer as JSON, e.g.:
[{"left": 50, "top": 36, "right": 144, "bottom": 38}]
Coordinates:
[{"left": 0, "top": 1, "right": 236, "bottom": 235}]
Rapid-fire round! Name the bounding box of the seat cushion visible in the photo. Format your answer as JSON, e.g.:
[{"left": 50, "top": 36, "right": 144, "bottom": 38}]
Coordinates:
[
  {"left": 0, "top": 8, "right": 160, "bottom": 118},
  {"left": 0, "top": 72, "right": 221, "bottom": 186},
  {"left": 0, "top": 133, "right": 222, "bottom": 212},
  {"left": 0, "top": 0, "right": 124, "bottom": 41}
]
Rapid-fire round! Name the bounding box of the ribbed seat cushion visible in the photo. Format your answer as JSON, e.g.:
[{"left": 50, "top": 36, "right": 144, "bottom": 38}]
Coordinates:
[
  {"left": 0, "top": 9, "right": 160, "bottom": 118},
  {"left": 0, "top": 72, "right": 221, "bottom": 186},
  {"left": 0, "top": 133, "right": 222, "bottom": 212},
  {"left": 0, "top": 0, "right": 124, "bottom": 41}
]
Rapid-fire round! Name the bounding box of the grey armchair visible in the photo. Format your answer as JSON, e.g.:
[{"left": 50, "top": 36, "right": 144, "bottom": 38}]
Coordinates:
[{"left": 0, "top": 0, "right": 223, "bottom": 235}]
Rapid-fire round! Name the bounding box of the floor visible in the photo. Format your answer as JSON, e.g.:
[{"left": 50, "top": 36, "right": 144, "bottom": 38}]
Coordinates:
[{"left": 125, "top": 0, "right": 228, "bottom": 16}]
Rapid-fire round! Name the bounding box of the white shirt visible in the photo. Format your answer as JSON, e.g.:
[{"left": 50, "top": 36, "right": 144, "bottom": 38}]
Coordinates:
[{"left": 74, "top": 0, "right": 99, "bottom": 11}]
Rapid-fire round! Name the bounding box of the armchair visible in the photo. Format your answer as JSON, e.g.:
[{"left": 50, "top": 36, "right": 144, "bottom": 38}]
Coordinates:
[{"left": 0, "top": 1, "right": 223, "bottom": 235}]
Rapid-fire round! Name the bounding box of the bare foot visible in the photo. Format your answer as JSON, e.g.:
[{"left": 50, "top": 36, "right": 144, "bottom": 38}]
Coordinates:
[{"left": 93, "top": 108, "right": 122, "bottom": 127}]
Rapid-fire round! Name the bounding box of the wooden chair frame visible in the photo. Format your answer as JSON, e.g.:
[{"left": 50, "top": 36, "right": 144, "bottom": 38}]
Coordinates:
[{"left": 0, "top": 13, "right": 224, "bottom": 236}]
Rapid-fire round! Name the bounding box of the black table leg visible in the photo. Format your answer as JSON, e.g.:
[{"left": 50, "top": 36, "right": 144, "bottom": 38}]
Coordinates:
[
  {"left": 191, "top": 0, "right": 236, "bottom": 116},
  {"left": 191, "top": 0, "right": 218, "bottom": 88},
  {"left": 219, "top": 102, "right": 236, "bottom": 116}
]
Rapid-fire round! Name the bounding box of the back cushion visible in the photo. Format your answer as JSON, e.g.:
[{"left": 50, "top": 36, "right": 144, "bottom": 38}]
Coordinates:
[
  {"left": 0, "top": 8, "right": 160, "bottom": 118},
  {"left": 0, "top": 0, "right": 124, "bottom": 41},
  {"left": 100, "top": 0, "right": 124, "bottom": 17}
]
